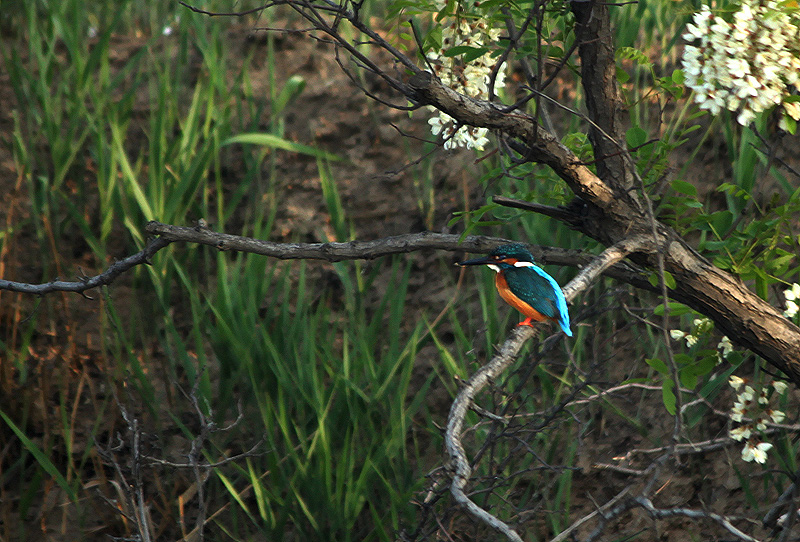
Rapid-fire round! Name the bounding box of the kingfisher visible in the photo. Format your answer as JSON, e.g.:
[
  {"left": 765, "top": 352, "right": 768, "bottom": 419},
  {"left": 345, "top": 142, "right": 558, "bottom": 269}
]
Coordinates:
[{"left": 458, "top": 243, "right": 572, "bottom": 336}]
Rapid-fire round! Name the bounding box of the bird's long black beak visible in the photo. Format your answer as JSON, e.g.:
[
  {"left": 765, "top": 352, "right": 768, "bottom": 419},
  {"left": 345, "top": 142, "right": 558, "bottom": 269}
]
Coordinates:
[{"left": 456, "top": 256, "right": 493, "bottom": 267}]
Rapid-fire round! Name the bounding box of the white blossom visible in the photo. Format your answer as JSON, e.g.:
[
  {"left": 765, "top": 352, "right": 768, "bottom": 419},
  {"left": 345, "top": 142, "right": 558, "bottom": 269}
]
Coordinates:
[
  {"left": 741, "top": 441, "right": 772, "bottom": 463},
  {"left": 731, "top": 400, "right": 747, "bottom": 422},
  {"left": 670, "top": 329, "right": 686, "bottom": 341},
  {"left": 785, "top": 284, "right": 800, "bottom": 317},
  {"left": 718, "top": 336, "right": 734, "bottom": 358},
  {"left": 427, "top": 18, "right": 505, "bottom": 150},
  {"left": 729, "top": 375, "right": 745, "bottom": 390},
  {"left": 784, "top": 101, "right": 800, "bottom": 120},
  {"left": 693, "top": 318, "right": 713, "bottom": 334},
  {"left": 769, "top": 409, "right": 785, "bottom": 423},
  {"left": 772, "top": 380, "right": 788, "bottom": 395},
  {"left": 682, "top": 0, "right": 800, "bottom": 127},
  {"left": 785, "top": 283, "right": 800, "bottom": 301},
  {"left": 730, "top": 425, "right": 751, "bottom": 441},
  {"left": 668, "top": 328, "right": 700, "bottom": 347}
]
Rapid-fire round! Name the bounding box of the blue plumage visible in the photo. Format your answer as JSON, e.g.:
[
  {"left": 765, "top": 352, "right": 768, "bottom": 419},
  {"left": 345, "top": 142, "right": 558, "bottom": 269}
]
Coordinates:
[{"left": 458, "top": 243, "right": 572, "bottom": 336}]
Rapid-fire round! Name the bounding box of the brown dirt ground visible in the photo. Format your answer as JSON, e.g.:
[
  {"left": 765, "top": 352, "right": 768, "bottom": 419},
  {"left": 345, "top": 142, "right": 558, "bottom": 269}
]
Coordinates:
[{"left": 1, "top": 17, "right": 799, "bottom": 542}]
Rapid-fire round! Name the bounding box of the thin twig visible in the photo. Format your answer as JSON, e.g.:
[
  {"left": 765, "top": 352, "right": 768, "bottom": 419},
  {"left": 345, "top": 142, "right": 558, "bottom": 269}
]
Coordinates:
[
  {"left": 634, "top": 496, "right": 761, "bottom": 542},
  {"left": 0, "top": 236, "right": 170, "bottom": 295}
]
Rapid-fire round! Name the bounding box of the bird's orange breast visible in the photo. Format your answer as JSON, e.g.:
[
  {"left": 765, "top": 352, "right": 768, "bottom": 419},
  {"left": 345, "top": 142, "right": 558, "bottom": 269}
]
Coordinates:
[{"left": 495, "top": 273, "right": 549, "bottom": 322}]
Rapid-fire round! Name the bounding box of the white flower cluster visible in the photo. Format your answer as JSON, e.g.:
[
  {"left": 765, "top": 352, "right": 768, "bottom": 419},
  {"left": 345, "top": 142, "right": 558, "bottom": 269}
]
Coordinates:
[
  {"left": 729, "top": 376, "right": 787, "bottom": 463},
  {"left": 427, "top": 19, "right": 506, "bottom": 151},
  {"left": 669, "top": 317, "right": 733, "bottom": 361},
  {"left": 784, "top": 283, "right": 800, "bottom": 318},
  {"left": 681, "top": 0, "right": 800, "bottom": 128}
]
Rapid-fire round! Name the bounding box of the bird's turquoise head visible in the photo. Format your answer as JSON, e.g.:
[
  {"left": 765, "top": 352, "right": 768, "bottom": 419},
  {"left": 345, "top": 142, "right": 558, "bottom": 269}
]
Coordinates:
[{"left": 457, "top": 243, "right": 535, "bottom": 270}]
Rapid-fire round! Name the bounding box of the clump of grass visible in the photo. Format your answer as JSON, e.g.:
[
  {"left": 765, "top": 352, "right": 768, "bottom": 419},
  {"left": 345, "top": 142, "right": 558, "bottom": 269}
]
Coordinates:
[{"left": 206, "top": 253, "right": 429, "bottom": 540}]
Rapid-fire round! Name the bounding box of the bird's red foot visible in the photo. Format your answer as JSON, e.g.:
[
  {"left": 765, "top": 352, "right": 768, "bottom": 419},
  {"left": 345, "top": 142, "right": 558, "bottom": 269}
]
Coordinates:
[{"left": 517, "top": 317, "right": 535, "bottom": 328}]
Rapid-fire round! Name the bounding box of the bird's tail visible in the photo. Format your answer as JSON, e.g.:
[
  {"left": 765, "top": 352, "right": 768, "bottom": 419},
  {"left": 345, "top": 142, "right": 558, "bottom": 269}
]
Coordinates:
[{"left": 558, "top": 315, "right": 573, "bottom": 337}]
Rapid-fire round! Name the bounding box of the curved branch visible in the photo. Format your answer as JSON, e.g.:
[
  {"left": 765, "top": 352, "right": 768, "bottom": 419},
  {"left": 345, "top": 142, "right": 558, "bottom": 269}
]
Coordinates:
[
  {"left": 633, "top": 497, "right": 761, "bottom": 542},
  {"left": 0, "top": 237, "right": 170, "bottom": 296},
  {"left": 444, "top": 325, "right": 531, "bottom": 542}
]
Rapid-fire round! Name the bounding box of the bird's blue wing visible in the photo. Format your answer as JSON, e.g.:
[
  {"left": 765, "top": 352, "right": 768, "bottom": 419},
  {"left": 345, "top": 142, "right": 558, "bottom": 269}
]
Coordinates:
[{"left": 505, "top": 265, "right": 572, "bottom": 336}]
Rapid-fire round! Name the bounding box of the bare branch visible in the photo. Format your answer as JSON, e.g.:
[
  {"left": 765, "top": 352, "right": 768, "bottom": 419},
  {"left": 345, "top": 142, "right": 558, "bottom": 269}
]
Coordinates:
[
  {"left": 0, "top": 237, "right": 170, "bottom": 295},
  {"left": 561, "top": 234, "right": 655, "bottom": 302},
  {"left": 548, "top": 487, "right": 631, "bottom": 542},
  {"left": 145, "top": 221, "right": 498, "bottom": 260},
  {"left": 444, "top": 325, "right": 532, "bottom": 542},
  {"left": 763, "top": 468, "right": 800, "bottom": 529},
  {"left": 634, "top": 496, "right": 761, "bottom": 542},
  {"left": 0, "top": 221, "right": 653, "bottom": 299}
]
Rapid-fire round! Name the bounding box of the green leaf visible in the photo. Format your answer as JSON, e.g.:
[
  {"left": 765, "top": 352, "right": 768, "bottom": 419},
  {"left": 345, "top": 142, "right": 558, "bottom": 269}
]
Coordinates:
[
  {"left": 646, "top": 357, "right": 669, "bottom": 374},
  {"left": 273, "top": 75, "right": 306, "bottom": 115},
  {"left": 616, "top": 46, "right": 652, "bottom": 68},
  {"left": 653, "top": 302, "right": 691, "bottom": 316},
  {"left": 442, "top": 45, "right": 488, "bottom": 63},
  {"left": 704, "top": 240, "right": 730, "bottom": 251},
  {"left": 648, "top": 271, "right": 676, "bottom": 289},
  {"left": 694, "top": 354, "right": 720, "bottom": 377},
  {"left": 0, "top": 409, "right": 77, "bottom": 502},
  {"left": 223, "top": 133, "right": 343, "bottom": 161},
  {"left": 679, "top": 367, "right": 698, "bottom": 389},
  {"left": 626, "top": 126, "right": 648, "bottom": 148},
  {"left": 673, "top": 353, "right": 692, "bottom": 366},
  {"left": 772, "top": 253, "right": 795, "bottom": 275},
  {"left": 782, "top": 113, "right": 797, "bottom": 135},
  {"left": 662, "top": 379, "right": 677, "bottom": 415},
  {"left": 708, "top": 210, "right": 734, "bottom": 234},
  {"left": 671, "top": 179, "right": 697, "bottom": 197},
  {"left": 663, "top": 271, "right": 676, "bottom": 289}
]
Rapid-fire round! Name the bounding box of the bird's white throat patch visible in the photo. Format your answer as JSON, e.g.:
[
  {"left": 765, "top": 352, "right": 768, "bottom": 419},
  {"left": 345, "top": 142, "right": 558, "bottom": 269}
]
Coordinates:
[{"left": 487, "top": 264, "right": 501, "bottom": 273}]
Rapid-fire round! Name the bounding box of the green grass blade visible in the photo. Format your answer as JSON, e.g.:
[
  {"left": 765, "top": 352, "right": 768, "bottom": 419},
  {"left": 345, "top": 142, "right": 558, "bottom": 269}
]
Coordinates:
[
  {"left": 0, "top": 409, "right": 77, "bottom": 502},
  {"left": 223, "top": 132, "right": 343, "bottom": 162}
]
